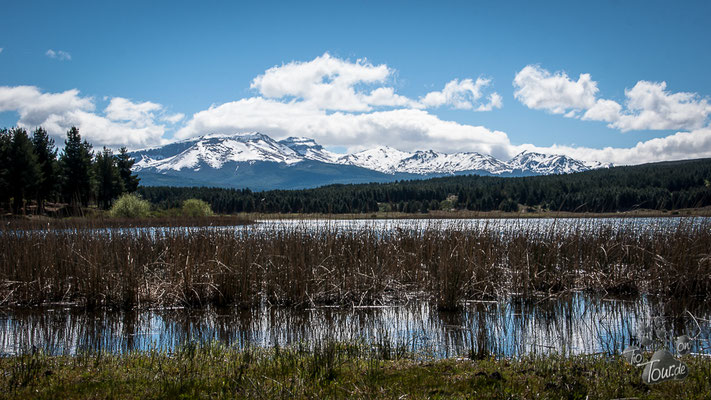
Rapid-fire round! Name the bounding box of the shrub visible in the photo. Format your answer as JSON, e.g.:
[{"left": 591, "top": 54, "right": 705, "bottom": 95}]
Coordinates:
[
  {"left": 498, "top": 198, "right": 519, "bottom": 212},
  {"left": 109, "top": 194, "right": 151, "bottom": 218},
  {"left": 182, "top": 198, "right": 214, "bottom": 217}
]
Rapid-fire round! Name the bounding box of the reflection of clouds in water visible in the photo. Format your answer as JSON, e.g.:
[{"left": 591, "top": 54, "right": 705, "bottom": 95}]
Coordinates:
[{"left": 2, "top": 294, "right": 708, "bottom": 358}]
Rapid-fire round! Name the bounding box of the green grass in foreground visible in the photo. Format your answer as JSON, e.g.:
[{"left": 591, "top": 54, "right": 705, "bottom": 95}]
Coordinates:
[{"left": 2, "top": 342, "right": 711, "bottom": 399}]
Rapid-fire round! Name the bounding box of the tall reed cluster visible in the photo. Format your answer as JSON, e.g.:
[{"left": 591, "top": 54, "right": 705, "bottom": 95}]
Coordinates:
[{"left": 1, "top": 219, "right": 709, "bottom": 310}]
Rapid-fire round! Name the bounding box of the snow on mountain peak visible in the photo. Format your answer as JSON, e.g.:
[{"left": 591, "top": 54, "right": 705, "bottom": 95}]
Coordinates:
[
  {"left": 131, "top": 132, "right": 606, "bottom": 177},
  {"left": 335, "top": 147, "right": 514, "bottom": 175},
  {"left": 396, "top": 150, "right": 509, "bottom": 175},
  {"left": 507, "top": 151, "right": 591, "bottom": 175},
  {"left": 337, "top": 146, "right": 414, "bottom": 173},
  {"left": 278, "top": 136, "right": 339, "bottom": 163},
  {"left": 133, "top": 132, "right": 302, "bottom": 172}
]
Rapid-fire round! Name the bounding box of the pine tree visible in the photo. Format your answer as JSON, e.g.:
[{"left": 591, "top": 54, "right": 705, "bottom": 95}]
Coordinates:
[
  {"left": 59, "top": 127, "right": 94, "bottom": 211},
  {"left": 95, "top": 147, "right": 124, "bottom": 209},
  {"left": 32, "top": 127, "right": 59, "bottom": 214},
  {"left": 9, "top": 128, "right": 40, "bottom": 214},
  {"left": 0, "top": 129, "right": 11, "bottom": 209},
  {"left": 116, "top": 147, "right": 140, "bottom": 193}
]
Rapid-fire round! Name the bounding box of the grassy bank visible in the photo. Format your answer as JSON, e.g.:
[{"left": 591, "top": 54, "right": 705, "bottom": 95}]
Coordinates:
[
  {"left": 2, "top": 342, "right": 711, "bottom": 399},
  {"left": 1, "top": 218, "right": 710, "bottom": 310}
]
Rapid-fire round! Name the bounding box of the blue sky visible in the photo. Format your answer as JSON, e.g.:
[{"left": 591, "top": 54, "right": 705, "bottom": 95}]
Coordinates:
[{"left": 1, "top": 0, "right": 711, "bottom": 164}]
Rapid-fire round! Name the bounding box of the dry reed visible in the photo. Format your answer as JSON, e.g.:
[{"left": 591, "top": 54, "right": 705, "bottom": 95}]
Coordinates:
[{"left": 1, "top": 219, "right": 709, "bottom": 310}]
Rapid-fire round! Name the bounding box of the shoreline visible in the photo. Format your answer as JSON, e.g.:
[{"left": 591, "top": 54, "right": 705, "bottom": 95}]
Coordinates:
[
  {"left": 3, "top": 206, "right": 711, "bottom": 226},
  {"left": 244, "top": 207, "right": 711, "bottom": 220}
]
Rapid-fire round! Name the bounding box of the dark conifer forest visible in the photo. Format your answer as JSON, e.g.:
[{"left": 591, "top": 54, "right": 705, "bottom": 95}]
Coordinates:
[
  {"left": 0, "top": 126, "right": 139, "bottom": 215},
  {"left": 138, "top": 158, "right": 711, "bottom": 214}
]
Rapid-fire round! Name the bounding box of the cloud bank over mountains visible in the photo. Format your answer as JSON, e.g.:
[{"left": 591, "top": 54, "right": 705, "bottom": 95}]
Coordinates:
[{"left": 1, "top": 53, "right": 711, "bottom": 166}]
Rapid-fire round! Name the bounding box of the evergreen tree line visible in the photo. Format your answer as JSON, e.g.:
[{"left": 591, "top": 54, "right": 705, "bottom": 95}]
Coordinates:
[
  {"left": 0, "top": 126, "right": 139, "bottom": 214},
  {"left": 138, "top": 158, "right": 711, "bottom": 214}
]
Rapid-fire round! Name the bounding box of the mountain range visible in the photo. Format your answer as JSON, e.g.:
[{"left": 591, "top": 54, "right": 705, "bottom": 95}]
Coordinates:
[{"left": 129, "top": 132, "right": 609, "bottom": 191}]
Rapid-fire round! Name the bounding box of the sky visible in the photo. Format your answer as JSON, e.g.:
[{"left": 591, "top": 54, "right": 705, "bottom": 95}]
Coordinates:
[{"left": 1, "top": 0, "right": 711, "bottom": 165}]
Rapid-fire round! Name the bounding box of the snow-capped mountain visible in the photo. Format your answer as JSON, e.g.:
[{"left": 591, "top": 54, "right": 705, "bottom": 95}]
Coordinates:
[
  {"left": 133, "top": 133, "right": 302, "bottom": 172},
  {"left": 506, "top": 151, "right": 608, "bottom": 175},
  {"left": 129, "top": 132, "right": 608, "bottom": 190},
  {"left": 400, "top": 150, "right": 511, "bottom": 175},
  {"left": 336, "top": 146, "right": 414, "bottom": 173},
  {"left": 339, "top": 148, "right": 511, "bottom": 175}
]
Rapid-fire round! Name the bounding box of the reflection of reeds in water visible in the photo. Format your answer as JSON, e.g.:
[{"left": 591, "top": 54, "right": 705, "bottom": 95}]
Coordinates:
[
  {"left": 2, "top": 295, "right": 708, "bottom": 358},
  {"left": 0, "top": 218, "right": 710, "bottom": 310}
]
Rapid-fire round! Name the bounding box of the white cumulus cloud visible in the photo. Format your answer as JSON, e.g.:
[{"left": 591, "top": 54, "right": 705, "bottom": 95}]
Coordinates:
[
  {"left": 514, "top": 65, "right": 711, "bottom": 132},
  {"left": 0, "top": 86, "right": 170, "bottom": 149},
  {"left": 581, "top": 99, "right": 622, "bottom": 122},
  {"left": 105, "top": 98, "right": 162, "bottom": 126},
  {"left": 363, "top": 87, "right": 415, "bottom": 108},
  {"left": 513, "top": 65, "right": 598, "bottom": 115},
  {"left": 0, "top": 86, "right": 94, "bottom": 126},
  {"left": 477, "top": 92, "right": 503, "bottom": 112},
  {"left": 250, "top": 53, "right": 392, "bottom": 111},
  {"left": 420, "top": 78, "right": 502, "bottom": 111},
  {"left": 45, "top": 49, "right": 71, "bottom": 61},
  {"left": 609, "top": 81, "right": 711, "bottom": 131},
  {"left": 249, "top": 52, "right": 499, "bottom": 112},
  {"left": 161, "top": 113, "right": 185, "bottom": 124}
]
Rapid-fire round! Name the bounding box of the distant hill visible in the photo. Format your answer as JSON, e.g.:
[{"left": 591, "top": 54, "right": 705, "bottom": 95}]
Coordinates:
[{"left": 137, "top": 157, "right": 711, "bottom": 214}]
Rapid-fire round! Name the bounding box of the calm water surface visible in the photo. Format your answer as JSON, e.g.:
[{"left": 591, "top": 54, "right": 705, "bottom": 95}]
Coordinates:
[{"left": 15, "top": 216, "right": 710, "bottom": 237}]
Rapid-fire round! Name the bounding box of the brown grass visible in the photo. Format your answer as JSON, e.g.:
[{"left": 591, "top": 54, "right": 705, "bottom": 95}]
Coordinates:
[{"left": 1, "top": 218, "right": 710, "bottom": 310}]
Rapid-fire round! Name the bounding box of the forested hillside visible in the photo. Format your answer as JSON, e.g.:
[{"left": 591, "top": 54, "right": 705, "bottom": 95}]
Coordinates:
[{"left": 138, "top": 158, "right": 711, "bottom": 214}]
